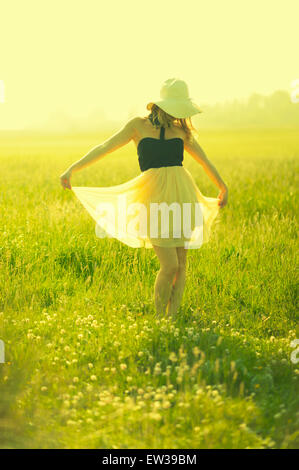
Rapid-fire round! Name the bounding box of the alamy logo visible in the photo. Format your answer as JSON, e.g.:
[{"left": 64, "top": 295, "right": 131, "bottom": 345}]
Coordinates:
[
  {"left": 0, "top": 340, "right": 4, "bottom": 363},
  {"left": 94, "top": 195, "right": 204, "bottom": 249}
]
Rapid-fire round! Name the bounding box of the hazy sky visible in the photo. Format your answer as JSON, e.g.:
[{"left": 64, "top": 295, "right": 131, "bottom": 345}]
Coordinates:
[{"left": 0, "top": 0, "right": 298, "bottom": 129}]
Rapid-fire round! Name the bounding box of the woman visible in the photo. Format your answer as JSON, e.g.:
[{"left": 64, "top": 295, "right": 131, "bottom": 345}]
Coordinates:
[{"left": 60, "top": 78, "right": 228, "bottom": 317}]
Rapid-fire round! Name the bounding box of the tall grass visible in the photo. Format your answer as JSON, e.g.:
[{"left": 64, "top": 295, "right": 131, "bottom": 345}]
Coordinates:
[{"left": 0, "top": 128, "right": 298, "bottom": 448}]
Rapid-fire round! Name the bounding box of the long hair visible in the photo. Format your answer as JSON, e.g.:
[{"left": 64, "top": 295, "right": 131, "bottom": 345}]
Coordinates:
[{"left": 145, "top": 103, "right": 199, "bottom": 142}]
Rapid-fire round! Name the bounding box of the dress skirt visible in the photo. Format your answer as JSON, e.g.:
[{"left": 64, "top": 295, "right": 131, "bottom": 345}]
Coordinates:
[{"left": 72, "top": 165, "right": 220, "bottom": 249}]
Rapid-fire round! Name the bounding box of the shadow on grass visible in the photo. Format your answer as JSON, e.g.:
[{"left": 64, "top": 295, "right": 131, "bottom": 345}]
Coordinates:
[{"left": 118, "top": 309, "right": 299, "bottom": 448}]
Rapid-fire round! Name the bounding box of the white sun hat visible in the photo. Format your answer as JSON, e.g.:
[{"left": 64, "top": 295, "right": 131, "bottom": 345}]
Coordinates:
[{"left": 146, "top": 78, "right": 202, "bottom": 119}]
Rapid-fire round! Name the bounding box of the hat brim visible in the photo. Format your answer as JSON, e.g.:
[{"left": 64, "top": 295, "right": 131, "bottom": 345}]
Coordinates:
[{"left": 146, "top": 98, "right": 202, "bottom": 118}]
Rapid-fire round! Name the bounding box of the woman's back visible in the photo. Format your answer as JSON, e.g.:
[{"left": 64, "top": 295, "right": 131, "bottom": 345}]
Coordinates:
[{"left": 133, "top": 117, "right": 187, "bottom": 151}]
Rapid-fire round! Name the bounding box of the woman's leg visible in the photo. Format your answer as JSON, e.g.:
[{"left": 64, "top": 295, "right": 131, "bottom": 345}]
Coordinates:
[
  {"left": 152, "top": 245, "right": 179, "bottom": 316},
  {"left": 167, "top": 247, "right": 188, "bottom": 316}
]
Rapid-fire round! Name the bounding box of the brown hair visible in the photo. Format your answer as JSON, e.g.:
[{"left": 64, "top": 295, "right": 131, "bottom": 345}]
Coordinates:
[{"left": 145, "top": 103, "right": 199, "bottom": 142}]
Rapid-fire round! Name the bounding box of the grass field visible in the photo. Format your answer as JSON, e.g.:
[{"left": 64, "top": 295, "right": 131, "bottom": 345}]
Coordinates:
[{"left": 0, "top": 128, "right": 298, "bottom": 449}]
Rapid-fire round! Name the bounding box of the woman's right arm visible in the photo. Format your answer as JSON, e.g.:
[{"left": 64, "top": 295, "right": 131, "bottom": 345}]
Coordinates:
[{"left": 60, "top": 117, "right": 139, "bottom": 189}]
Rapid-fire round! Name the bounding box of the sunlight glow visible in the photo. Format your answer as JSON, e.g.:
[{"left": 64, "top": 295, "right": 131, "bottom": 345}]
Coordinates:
[{"left": 0, "top": 0, "right": 298, "bottom": 129}]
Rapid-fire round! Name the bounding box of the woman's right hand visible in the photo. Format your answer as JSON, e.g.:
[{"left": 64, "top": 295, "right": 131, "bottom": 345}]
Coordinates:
[{"left": 60, "top": 169, "right": 72, "bottom": 190}]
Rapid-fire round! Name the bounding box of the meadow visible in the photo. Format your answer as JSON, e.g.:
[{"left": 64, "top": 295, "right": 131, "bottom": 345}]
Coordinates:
[{"left": 0, "top": 127, "right": 298, "bottom": 449}]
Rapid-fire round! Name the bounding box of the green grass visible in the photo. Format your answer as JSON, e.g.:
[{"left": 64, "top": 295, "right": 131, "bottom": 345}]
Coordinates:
[{"left": 0, "top": 128, "right": 298, "bottom": 449}]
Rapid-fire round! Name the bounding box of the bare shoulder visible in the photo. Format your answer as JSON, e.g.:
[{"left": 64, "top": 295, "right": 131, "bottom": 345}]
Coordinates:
[
  {"left": 123, "top": 116, "right": 143, "bottom": 131},
  {"left": 134, "top": 116, "right": 147, "bottom": 129},
  {"left": 126, "top": 116, "right": 145, "bottom": 136},
  {"left": 130, "top": 116, "right": 151, "bottom": 141},
  {"left": 183, "top": 132, "right": 209, "bottom": 165},
  {"left": 183, "top": 131, "right": 200, "bottom": 151},
  {"left": 173, "top": 122, "right": 189, "bottom": 142}
]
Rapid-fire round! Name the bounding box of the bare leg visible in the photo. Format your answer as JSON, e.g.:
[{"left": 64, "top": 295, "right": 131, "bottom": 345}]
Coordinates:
[
  {"left": 167, "top": 247, "right": 188, "bottom": 316},
  {"left": 152, "top": 245, "right": 179, "bottom": 316}
]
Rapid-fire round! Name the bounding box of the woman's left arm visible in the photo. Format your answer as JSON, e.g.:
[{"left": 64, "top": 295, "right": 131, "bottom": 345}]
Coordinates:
[
  {"left": 184, "top": 135, "right": 228, "bottom": 208},
  {"left": 60, "top": 117, "right": 138, "bottom": 189}
]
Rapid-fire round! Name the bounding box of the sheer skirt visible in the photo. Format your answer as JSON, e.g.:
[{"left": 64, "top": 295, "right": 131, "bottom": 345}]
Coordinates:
[{"left": 72, "top": 166, "right": 220, "bottom": 249}]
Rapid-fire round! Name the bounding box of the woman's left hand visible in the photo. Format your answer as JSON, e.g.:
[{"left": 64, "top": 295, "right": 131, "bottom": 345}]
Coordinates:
[
  {"left": 217, "top": 187, "right": 228, "bottom": 208},
  {"left": 60, "top": 169, "right": 72, "bottom": 190}
]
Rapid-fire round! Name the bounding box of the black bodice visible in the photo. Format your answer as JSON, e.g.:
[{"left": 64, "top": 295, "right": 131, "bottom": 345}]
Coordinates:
[{"left": 137, "top": 125, "right": 184, "bottom": 172}]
